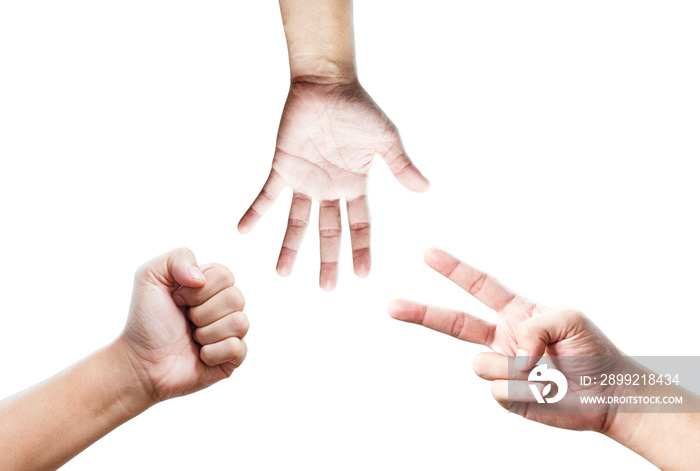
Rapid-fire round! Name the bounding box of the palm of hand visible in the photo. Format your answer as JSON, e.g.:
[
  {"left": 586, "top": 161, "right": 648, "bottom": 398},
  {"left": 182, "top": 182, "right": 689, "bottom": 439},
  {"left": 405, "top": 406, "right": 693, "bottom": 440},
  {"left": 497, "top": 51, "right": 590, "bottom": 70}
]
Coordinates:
[
  {"left": 483, "top": 295, "right": 543, "bottom": 356},
  {"left": 239, "top": 81, "right": 428, "bottom": 290},
  {"left": 272, "top": 82, "right": 392, "bottom": 201},
  {"left": 123, "top": 281, "right": 225, "bottom": 401}
]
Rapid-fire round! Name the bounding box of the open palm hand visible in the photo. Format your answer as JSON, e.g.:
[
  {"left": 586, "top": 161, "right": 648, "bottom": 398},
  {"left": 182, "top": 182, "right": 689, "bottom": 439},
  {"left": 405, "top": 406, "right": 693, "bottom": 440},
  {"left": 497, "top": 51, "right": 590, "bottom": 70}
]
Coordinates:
[{"left": 239, "top": 81, "right": 429, "bottom": 290}]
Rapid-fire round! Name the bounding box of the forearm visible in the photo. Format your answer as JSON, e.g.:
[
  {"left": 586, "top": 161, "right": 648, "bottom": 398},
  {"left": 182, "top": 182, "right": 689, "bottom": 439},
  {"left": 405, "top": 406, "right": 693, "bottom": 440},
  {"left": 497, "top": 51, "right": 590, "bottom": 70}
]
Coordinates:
[
  {"left": 603, "top": 369, "right": 700, "bottom": 470},
  {"left": 606, "top": 411, "right": 700, "bottom": 470},
  {"left": 0, "top": 339, "right": 155, "bottom": 471},
  {"left": 279, "top": 0, "right": 357, "bottom": 83}
]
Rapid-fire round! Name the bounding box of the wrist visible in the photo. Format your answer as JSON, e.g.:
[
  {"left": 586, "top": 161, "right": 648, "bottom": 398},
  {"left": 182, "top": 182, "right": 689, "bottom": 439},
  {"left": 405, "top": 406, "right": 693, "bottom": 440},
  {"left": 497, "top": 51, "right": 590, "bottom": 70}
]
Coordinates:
[
  {"left": 601, "top": 357, "right": 645, "bottom": 434},
  {"left": 602, "top": 357, "right": 672, "bottom": 457},
  {"left": 601, "top": 407, "right": 644, "bottom": 445},
  {"left": 107, "top": 338, "right": 160, "bottom": 415},
  {"left": 289, "top": 54, "right": 357, "bottom": 85}
]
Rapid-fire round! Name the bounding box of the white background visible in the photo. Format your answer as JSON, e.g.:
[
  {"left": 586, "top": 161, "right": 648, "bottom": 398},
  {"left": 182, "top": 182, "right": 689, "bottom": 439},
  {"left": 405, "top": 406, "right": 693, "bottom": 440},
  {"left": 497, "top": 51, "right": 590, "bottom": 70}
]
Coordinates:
[{"left": 1, "top": 1, "right": 698, "bottom": 469}]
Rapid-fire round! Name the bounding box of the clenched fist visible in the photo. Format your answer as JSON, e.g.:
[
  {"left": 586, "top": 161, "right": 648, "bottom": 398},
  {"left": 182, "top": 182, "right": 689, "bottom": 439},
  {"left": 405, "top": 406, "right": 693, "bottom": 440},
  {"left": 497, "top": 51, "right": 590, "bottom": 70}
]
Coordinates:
[{"left": 120, "top": 248, "right": 249, "bottom": 402}]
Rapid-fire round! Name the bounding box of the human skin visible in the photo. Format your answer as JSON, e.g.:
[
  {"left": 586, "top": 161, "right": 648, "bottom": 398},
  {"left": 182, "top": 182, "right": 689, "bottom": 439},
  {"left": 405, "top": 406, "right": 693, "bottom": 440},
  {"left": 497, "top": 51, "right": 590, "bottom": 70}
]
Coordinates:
[
  {"left": 0, "top": 248, "right": 249, "bottom": 471},
  {"left": 238, "top": 0, "right": 429, "bottom": 291},
  {"left": 389, "top": 248, "right": 700, "bottom": 470}
]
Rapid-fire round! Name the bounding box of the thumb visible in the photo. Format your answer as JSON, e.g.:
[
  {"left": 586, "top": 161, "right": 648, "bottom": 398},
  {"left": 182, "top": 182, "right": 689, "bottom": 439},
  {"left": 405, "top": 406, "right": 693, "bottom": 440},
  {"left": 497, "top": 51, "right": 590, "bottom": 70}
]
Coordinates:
[
  {"left": 514, "top": 308, "right": 587, "bottom": 371},
  {"left": 382, "top": 137, "right": 430, "bottom": 193},
  {"left": 164, "top": 247, "right": 207, "bottom": 288}
]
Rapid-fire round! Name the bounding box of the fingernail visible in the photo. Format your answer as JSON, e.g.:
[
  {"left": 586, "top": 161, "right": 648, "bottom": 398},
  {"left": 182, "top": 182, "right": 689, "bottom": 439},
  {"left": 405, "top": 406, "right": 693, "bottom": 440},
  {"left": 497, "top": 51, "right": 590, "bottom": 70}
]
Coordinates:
[
  {"left": 187, "top": 265, "right": 206, "bottom": 282},
  {"left": 514, "top": 349, "right": 529, "bottom": 370}
]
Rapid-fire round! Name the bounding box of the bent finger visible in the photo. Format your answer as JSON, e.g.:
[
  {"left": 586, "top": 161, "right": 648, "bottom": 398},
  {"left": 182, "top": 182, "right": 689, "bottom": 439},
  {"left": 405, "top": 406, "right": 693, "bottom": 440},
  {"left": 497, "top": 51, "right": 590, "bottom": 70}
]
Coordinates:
[
  {"left": 188, "top": 286, "right": 245, "bottom": 327},
  {"left": 200, "top": 337, "right": 247, "bottom": 368},
  {"left": 194, "top": 311, "right": 250, "bottom": 345},
  {"left": 514, "top": 308, "right": 593, "bottom": 371},
  {"left": 473, "top": 352, "right": 508, "bottom": 381},
  {"left": 473, "top": 353, "right": 531, "bottom": 381},
  {"left": 491, "top": 380, "right": 543, "bottom": 409},
  {"left": 174, "top": 264, "right": 236, "bottom": 307}
]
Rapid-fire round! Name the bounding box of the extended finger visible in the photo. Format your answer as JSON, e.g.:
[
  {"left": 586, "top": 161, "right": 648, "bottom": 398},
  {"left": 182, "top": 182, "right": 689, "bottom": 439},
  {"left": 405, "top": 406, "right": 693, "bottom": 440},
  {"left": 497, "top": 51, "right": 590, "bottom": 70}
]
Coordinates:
[
  {"left": 277, "top": 193, "right": 312, "bottom": 277},
  {"left": 424, "top": 248, "right": 517, "bottom": 312},
  {"left": 200, "top": 337, "right": 247, "bottom": 368},
  {"left": 238, "top": 169, "right": 286, "bottom": 234},
  {"left": 388, "top": 299, "right": 494, "bottom": 346},
  {"left": 188, "top": 286, "right": 245, "bottom": 327},
  {"left": 194, "top": 311, "right": 249, "bottom": 345},
  {"left": 173, "top": 264, "right": 236, "bottom": 307},
  {"left": 319, "top": 199, "right": 341, "bottom": 291},
  {"left": 346, "top": 195, "right": 371, "bottom": 278},
  {"left": 382, "top": 138, "right": 429, "bottom": 193}
]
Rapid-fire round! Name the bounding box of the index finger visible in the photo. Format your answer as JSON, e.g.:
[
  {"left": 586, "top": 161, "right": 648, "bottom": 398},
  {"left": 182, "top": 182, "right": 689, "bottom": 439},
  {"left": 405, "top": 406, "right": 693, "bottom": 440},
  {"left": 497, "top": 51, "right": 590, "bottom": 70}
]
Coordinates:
[
  {"left": 424, "top": 248, "right": 517, "bottom": 312},
  {"left": 388, "top": 299, "right": 494, "bottom": 346}
]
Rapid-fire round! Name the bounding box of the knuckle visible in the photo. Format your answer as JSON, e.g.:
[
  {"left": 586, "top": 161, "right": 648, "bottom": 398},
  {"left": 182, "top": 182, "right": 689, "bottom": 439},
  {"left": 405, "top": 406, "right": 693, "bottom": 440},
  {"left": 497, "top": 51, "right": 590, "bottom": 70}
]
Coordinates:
[
  {"left": 292, "top": 193, "right": 312, "bottom": 203},
  {"left": 200, "top": 345, "right": 215, "bottom": 366},
  {"left": 348, "top": 194, "right": 367, "bottom": 204},
  {"left": 231, "top": 312, "right": 250, "bottom": 337},
  {"left": 468, "top": 273, "right": 489, "bottom": 296},
  {"left": 259, "top": 189, "right": 275, "bottom": 203},
  {"left": 188, "top": 306, "right": 204, "bottom": 326},
  {"left": 226, "top": 337, "right": 245, "bottom": 359},
  {"left": 133, "top": 263, "right": 148, "bottom": 280},
  {"left": 223, "top": 286, "right": 245, "bottom": 311},
  {"left": 133, "top": 254, "right": 164, "bottom": 282},
  {"left": 565, "top": 307, "right": 586, "bottom": 321},
  {"left": 319, "top": 228, "right": 342, "bottom": 239},
  {"left": 552, "top": 306, "right": 586, "bottom": 323},
  {"left": 234, "top": 340, "right": 248, "bottom": 366},
  {"left": 349, "top": 222, "right": 370, "bottom": 232},
  {"left": 288, "top": 218, "right": 308, "bottom": 229},
  {"left": 173, "top": 246, "right": 195, "bottom": 260},
  {"left": 394, "top": 161, "right": 413, "bottom": 176},
  {"left": 320, "top": 199, "right": 340, "bottom": 208},
  {"left": 212, "top": 264, "right": 235, "bottom": 287},
  {"left": 352, "top": 247, "right": 370, "bottom": 261},
  {"left": 449, "top": 312, "right": 465, "bottom": 338}
]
